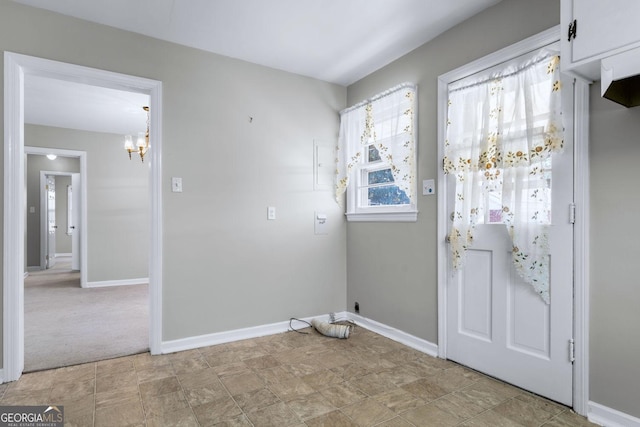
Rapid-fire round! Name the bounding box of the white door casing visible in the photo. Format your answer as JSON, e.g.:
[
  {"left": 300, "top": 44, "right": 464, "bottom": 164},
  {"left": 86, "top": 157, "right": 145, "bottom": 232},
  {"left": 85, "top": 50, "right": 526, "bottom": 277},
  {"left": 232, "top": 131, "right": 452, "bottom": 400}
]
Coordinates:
[
  {"left": 71, "top": 172, "right": 81, "bottom": 271},
  {"left": 4, "top": 52, "right": 163, "bottom": 382},
  {"left": 437, "top": 27, "right": 590, "bottom": 413}
]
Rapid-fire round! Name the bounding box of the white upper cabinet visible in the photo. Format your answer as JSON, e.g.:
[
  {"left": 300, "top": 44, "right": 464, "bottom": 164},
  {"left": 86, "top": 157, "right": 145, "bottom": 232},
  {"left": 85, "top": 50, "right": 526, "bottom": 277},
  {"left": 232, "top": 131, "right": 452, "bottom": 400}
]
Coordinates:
[{"left": 561, "top": 0, "right": 640, "bottom": 80}]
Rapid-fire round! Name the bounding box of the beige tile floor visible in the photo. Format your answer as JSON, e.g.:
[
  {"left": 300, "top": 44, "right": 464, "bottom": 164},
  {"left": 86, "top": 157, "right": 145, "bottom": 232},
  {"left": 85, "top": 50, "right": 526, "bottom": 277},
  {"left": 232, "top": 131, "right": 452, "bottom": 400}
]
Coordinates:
[{"left": 0, "top": 326, "right": 597, "bottom": 426}]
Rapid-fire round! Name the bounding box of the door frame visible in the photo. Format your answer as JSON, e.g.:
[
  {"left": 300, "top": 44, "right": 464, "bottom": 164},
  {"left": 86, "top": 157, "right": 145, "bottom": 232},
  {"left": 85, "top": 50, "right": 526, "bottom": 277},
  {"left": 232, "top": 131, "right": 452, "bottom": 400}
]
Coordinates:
[
  {"left": 3, "top": 52, "right": 164, "bottom": 382},
  {"left": 436, "top": 26, "right": 591, "bottom": 415},
  {"left": 27, "top": 147, "right": 87, "bottom": 285}
]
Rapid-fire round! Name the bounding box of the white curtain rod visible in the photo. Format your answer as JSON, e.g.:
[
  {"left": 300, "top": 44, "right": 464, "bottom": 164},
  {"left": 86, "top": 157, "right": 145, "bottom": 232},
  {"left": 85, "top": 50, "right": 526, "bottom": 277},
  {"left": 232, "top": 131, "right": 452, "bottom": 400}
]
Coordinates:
[{"left": 340, "top": 82, "right": 417, "bottom": 115}]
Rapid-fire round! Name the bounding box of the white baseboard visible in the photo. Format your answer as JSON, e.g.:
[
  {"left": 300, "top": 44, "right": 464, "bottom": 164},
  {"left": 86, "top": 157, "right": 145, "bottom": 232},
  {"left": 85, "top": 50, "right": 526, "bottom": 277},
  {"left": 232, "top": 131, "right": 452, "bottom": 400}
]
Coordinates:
[
  {"left": 55, "top": 253, "right": 72, "bottom": 257},
  {"left": 161, "top": 311, "right": 439, "bottom": 361},
  {"left": 347, "top": 312, "right": 439, "bottom": 357},
  {"left": 0, "top": 369, "right": 4, "bottom": 384},
  {"left": 161, "top": 313, "right": 335, "bottom": 354},
  {"left": 27, "top": 266, "right": 43, "bottom": 272},
  {"left": 86, "top": 278, "right": 149, "bottom": 288},
  {"left": 589, "top": 401, "right": 640, "bottom": 427}
]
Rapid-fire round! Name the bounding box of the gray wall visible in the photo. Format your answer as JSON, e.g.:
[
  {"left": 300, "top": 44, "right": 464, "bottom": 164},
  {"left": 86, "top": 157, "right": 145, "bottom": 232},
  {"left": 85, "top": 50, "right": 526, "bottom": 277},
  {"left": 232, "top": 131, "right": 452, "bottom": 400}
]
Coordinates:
[
  {"left": 25, "top": 154, "right": 79, "bottom": 267},
  {"left": 0, "top": 0, "right": 347, "bottom": 356},
  {"left": 345, "top": 0, "right": 561, "bottom": 342},
  {"left": 589, "top": 82, "right": 640, "bottom": 418},
  {"left": 26, "top": 126, "right": 149, "bottom": 283}
]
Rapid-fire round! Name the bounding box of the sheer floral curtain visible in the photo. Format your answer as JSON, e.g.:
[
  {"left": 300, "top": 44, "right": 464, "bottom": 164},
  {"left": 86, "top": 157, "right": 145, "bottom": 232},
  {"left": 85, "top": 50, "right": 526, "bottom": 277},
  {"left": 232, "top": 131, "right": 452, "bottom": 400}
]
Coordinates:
[
  {"left": 443, "top": 50, "right": 563, "bottom": 303},
  {"left": 335, "top": 83, "right": 417, "bottom": 206}
]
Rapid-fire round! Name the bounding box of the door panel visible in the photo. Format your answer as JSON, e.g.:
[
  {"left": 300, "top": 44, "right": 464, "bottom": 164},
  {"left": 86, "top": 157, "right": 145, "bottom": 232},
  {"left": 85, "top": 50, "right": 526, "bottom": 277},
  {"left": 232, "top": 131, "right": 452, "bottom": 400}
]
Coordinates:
[
  {"left": 508, "top": 270, "right": 550, "bottom": 359},
  {"left": 459, "top": 249, "right": 492, "bottom": 342},
  {"left": 46, "top": 175, "right": 56, "bottom": 269}
]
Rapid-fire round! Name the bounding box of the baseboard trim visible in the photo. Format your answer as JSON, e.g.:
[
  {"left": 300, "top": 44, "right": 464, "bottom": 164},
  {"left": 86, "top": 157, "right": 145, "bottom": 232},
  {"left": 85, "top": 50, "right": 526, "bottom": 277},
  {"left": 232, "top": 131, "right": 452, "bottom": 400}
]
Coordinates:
[
  {"left": 161, "top": 313, "right": 335, "bottom": 354},
  {"left": 160, "top": 311, "right": 439, "bottom": 359},
  {"left": 347, "top": 312, "right": 439, "bottom": 357},
  {"left": 55, "top": 253, "right": 72, "bottom": 257},
  {"left": 0, "top": 368, "right": 4, "bottom": 384},
  {"left": 26, "top": 266, "right": 42, "bottom": 272},
  {"left": 86, "top": 278, "right": 149, "bottom": 288},
  {"left": 589, "top": 401, "right": 640, "bottom": 427}
]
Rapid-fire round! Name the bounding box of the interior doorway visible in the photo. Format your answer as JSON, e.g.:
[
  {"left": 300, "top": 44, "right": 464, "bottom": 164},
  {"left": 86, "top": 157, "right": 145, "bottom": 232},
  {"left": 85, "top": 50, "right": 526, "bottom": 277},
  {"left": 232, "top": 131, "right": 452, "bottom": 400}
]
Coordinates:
[
  {"left": 4, "top": 52, "right": 163, "bottom": 382},
  {"left": 25, "top": 147, "right": 87, "bottom": 284}
]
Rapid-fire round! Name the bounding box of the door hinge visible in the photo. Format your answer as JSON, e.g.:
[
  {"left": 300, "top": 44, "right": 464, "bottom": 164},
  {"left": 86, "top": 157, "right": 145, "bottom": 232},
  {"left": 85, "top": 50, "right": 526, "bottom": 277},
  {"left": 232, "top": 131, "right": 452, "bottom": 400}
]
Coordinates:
[
  {"left": 568, "top": 19, "right": 577, "bottom": 42},
  {"left": 569, "top": 338, "right": 575, "bottom": 363},
  {"left": 569, "top": 203, "right": 576, "bottom": 224}
]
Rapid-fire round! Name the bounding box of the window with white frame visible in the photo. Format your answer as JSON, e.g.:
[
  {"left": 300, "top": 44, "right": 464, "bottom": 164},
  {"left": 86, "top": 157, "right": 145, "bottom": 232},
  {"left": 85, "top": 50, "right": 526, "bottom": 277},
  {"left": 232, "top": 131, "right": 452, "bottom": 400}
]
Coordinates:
[{"left": 335, "top": 83, "right": 418, "bottom": 222}]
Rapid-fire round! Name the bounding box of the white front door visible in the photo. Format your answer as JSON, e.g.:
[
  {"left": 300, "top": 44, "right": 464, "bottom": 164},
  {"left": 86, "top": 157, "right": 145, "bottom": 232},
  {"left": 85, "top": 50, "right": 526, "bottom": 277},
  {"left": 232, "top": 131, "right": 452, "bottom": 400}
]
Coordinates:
[
  {"left": 46, "top": 175, "right": 57, "bottom": 269},
  {"left": 445, "top": 78, "right": 575, "bottom": 406}
]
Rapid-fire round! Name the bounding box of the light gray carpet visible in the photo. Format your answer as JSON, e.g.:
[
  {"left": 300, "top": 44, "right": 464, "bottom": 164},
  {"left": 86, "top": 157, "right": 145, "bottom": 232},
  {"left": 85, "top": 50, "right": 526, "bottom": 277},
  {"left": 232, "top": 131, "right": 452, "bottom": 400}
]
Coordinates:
[{"left": 24, "top": 257, "right": 149, "bottom": 372}]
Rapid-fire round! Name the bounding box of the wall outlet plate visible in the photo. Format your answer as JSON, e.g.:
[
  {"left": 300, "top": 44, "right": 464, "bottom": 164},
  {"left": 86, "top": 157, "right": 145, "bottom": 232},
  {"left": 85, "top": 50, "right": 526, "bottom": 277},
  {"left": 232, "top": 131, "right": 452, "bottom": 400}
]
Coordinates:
[{"left": 422, "top": 179, "right": 435, "bottom": 195}]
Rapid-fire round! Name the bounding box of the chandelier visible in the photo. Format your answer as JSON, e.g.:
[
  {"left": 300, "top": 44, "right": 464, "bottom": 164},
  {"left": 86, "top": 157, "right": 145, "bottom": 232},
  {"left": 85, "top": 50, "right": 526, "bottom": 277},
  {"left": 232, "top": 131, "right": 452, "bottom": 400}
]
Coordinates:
[{"left": 124, "top": 106, "right": 150, "bottom": 162}]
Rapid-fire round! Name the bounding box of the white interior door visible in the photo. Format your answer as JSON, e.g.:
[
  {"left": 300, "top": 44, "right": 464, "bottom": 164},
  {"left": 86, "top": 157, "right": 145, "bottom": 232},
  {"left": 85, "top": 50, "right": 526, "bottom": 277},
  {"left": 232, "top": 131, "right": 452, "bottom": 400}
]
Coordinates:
[
  {"left": 71, "top": 173, "right": 80, "bottom": 271},
  {"left": 445, "top": 77, "right": 575, "bottom": 406},
  {"left": 46, "top": 175, "right": 57, "bottom": 269}
]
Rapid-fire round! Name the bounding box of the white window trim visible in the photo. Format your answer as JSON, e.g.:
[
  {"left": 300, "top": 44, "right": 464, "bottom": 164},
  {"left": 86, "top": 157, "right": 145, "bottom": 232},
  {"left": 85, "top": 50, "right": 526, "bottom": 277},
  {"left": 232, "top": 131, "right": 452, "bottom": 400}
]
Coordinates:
[
  {"left": 346, "top": 163, "right": 418, "bottom": 222},
  {"left": 342, "top": 83, "right": 418, "bottom": 222},
  {"left": 346, "top": 210, "right": 418, "bottom": 222}
]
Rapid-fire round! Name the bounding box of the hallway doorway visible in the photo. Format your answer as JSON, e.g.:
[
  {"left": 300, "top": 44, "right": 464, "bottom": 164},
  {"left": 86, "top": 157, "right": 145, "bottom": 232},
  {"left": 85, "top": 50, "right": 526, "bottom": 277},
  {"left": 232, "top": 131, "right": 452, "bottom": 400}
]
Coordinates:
[{"left": 4, "top": 52, "right": 163, "bottom": 382}]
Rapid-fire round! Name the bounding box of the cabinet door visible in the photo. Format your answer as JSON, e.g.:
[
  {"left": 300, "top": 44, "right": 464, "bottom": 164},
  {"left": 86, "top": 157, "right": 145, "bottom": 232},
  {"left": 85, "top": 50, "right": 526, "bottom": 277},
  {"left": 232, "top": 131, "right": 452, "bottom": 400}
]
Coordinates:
[{"left": 567, "top": 0, "right": 640, "bottom": 65}]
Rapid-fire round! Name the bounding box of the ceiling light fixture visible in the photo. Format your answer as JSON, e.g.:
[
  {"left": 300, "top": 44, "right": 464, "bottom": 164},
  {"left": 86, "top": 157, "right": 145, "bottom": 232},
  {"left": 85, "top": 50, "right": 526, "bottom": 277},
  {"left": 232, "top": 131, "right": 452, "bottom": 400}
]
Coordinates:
[
  {"left": 46, "top": 154, "right": 57, "bottom": 160},
  {"left": 124, "top": 106, "right": 150, "bottom": 162}
]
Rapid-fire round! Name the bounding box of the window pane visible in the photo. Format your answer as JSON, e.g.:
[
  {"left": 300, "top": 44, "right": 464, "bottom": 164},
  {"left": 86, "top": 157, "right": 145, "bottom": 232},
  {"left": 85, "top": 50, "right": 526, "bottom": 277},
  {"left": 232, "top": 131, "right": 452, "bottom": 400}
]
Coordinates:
[
  {"left": 368, "top": 168, "right": 394, "bottom": 185},
  {"left": 368, "top": 145, "right": 381, "bottom": 162},
  {"left": 368, "top": 185, "right": 410, "bottom": 206},
  {"left": 477, "top": 157, "right": 552, "bottom": 225}
]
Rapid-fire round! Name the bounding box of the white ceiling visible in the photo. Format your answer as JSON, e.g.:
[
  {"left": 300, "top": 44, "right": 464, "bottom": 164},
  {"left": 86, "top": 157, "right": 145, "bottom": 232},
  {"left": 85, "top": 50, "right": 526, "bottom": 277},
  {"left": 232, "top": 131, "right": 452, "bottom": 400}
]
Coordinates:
[
  {"left": 25, "top": 75, "right": 150, "bottom": 136},
  {"left": 17, "top": 0, "right": 501, "bottom": 134}
]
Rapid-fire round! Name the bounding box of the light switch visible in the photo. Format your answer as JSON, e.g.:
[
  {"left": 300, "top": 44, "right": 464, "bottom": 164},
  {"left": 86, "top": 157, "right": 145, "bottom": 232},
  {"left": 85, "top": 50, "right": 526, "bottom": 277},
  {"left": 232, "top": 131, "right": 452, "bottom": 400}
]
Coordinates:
[
  {"left": 267, "top": 206, "right": 276, "bottom": 220},
  {"left": 422, "top": 179, "right": 435, "bottom": 196},
  {"left": 29, "top": 206, "right": 36, "bottom": 214},
  {"left": 171, "top": 177, "right": 183, "bottom": 193}
]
